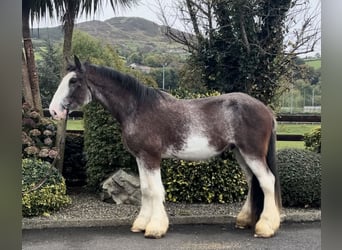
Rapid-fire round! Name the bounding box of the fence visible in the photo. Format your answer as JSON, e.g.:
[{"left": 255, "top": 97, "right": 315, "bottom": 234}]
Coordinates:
[{"left": 43, "top": 110, "right": 321, "bottom": 142}]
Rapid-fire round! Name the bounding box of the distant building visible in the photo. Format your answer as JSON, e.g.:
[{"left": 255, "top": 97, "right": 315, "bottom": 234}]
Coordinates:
[{"left": 129, "top": 63, "right": 151, "bottom": 74}]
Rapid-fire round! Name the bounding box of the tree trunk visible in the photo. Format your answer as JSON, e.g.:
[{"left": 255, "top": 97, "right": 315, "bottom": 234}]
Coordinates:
[
  {"left": 22, "top": 50, "right": 34, "bottom": 107},
  {"left": 61, "top": 10, "right": 75, "bottom": 74},
  {"left": 22, "top": 3, "right": 43, "bottom": 114},
  {"left": 55, "top": 9, "right": 76, "bottom": 173}
]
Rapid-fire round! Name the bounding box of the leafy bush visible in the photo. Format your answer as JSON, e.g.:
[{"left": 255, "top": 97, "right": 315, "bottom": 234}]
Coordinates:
[
  {"left": 22, "top": 158, "right": 71, "bottom": 217},
  {"left": 169, "top": 87, "right": 221, "bottom": 99},
  {"left": 83, "top": 102, "right": 137, "bottom": 191},
  {"left": 162, "top": 152, "right": 248, "bottom": 203},
  {"left": 304, "top": 126, "right": 321, "bottom": 153},
  {"left": 277, "top": 148, "right": 321, "bottom": 208}
]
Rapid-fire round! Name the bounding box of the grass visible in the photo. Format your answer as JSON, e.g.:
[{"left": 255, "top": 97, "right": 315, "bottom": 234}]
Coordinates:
[
  {"left": 305, "top": 59, "right": 321, "bottom": 70},
  {"left": 276, "top": 140, "right": 305, "bottom": 149},
  {"left": 66, "top": 119, "right": 84, "bottom": 130},
  {"left": 66, "top": 120, "right": 318, "bottom": 150},
  {"left": 276, "top": 123, "right": 319, "bottom": 135}
]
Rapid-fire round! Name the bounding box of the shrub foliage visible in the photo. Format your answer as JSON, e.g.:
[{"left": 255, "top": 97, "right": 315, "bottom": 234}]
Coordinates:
[
  {"left": 22, "top": 158, "right": 71, "bottom": 217},
  {"left": 83, "top": 102, "right": 136, "bottom": 191},
  {"left": 304, "top": 126, "right": 321, "bottom": 153},
  {"left": 277, "top": 148, "right": 321, "bottom": 208},
  {"left": 162, "top": 152, "right": 247, "bottom": 203}
]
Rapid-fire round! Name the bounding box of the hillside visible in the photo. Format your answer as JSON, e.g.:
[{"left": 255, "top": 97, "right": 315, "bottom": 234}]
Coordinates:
[
  {"left": 31, "top": 17, "right": 186, "bottom": 56},
  {"left": 304, "top": 59, "right": 321, "bottom": 70}
]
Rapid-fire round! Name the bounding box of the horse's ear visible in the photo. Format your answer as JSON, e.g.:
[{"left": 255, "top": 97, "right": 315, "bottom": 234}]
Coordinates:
[{"left": 74, "top": 55, "right": 84, "bottom": 72}]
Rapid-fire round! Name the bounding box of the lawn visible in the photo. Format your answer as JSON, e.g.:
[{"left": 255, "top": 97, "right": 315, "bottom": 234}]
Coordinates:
[
  {"left": 305, "top": 59, "right": 321, "bottom": 70},
  {"left": 276, "top": 140, "right": 305, "bottom": 149},
  {"left": 66, "top": 120, "right": 319, "bottom": 150},
  {"left": 66, "top": 119, "right": 84, "bottom": 130},
  {"left": 276, "top": 123, "right": 319, "bottom": 135}
]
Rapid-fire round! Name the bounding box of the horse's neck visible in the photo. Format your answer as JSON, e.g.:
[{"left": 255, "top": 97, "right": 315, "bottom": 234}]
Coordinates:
[{"left": 87, "top": 75, "right": 138, "bottom": 124}]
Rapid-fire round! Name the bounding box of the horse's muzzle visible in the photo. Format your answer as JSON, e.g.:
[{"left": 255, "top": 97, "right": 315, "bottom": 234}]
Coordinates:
[{"left": 49, "top": 106, "right": 68, "bottom": 120}]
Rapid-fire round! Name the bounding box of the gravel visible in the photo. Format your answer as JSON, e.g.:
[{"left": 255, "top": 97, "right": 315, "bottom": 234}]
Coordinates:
[{"left": 22, "top": 190, "right": 321, "bottom": 229}]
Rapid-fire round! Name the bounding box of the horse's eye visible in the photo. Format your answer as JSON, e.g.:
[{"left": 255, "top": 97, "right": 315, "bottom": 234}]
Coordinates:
[{"left": 69, "top": 78, "right": 78, "bottom": 84}]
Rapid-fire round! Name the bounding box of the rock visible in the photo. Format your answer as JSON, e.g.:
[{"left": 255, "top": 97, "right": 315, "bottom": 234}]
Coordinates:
[{"left": 100, "top": 169, "right": 141, "bottom": 205}]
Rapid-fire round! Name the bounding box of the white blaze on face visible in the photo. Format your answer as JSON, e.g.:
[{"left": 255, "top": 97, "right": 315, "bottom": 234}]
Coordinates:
[{"left": 49, "top": 72, "right": 76, "bottom": 120}]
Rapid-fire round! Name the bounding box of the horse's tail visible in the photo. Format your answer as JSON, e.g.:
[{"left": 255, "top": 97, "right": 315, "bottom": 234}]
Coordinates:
[{"left": 251, "top": 119, "right": 282, "bottom": 224}]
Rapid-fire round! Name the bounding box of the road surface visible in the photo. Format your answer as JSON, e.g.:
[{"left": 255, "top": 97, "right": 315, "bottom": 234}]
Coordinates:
[{"left": 22, "top": 222, "right": 320, "bottom": 250}]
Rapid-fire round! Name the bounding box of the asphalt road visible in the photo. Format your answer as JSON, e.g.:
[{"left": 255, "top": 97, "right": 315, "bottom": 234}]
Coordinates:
[{"left": 22, "top": 222, "right": 320, "bottom": 250}]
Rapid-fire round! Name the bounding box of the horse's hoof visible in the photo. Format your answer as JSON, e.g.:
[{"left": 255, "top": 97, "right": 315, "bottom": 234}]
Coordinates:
[
  {"left": 254, "top": 220, "right": 276, "bottom": 238},
  {"left": 131, "top": 217, "right": 150, "bottom": 233},
  {"left": 144, "top": 220, "right": 168, "bottom": 239},
  {"left": 144, "top": 232, "right": 165, "bottom": 239},
  {"left": 130, "top": 227, "right": 144, "bottom": 233},
  {"left": 235, "top": 224, "right": 251, "bottom": 229},
  {"left": 235, "top": 218, "right": 252, "bottom": 229},
  {"left": 235, "top": 213, "right": 252, "bottom": 229},
  {"left": 254, "top": 232, "right": 275, "bottom": 238}
]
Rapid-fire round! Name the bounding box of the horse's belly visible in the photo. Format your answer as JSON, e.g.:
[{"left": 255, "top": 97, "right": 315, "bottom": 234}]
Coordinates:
[{"left": 164, "top": 135, "right": 220, "bottom": 161}]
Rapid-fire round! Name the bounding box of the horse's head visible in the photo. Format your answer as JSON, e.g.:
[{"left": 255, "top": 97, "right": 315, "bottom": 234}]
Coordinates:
[{"left": 49, "top": 55, "right": 92, "bottom": 120}]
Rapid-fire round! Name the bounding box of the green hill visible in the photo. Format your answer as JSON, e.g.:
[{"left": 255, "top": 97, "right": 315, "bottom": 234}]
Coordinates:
[{"left": 31, "top": 17, "right": 186, "bottom": 57}]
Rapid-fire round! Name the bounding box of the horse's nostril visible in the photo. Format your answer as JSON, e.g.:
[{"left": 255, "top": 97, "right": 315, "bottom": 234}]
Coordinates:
[{"left": 50, "top": 110, "right": 57, "bottom": 117}]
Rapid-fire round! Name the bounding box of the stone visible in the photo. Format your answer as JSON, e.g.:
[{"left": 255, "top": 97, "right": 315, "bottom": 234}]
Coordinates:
[{"left": 100, "top": 169, "right": 141, "bottom": 205}]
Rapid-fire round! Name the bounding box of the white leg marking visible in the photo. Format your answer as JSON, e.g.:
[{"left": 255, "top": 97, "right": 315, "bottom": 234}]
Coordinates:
[
  {"left": 234, "top": 150, "right": 253, "bottom": 229},
  {"left": 244, "top": 157, "right": 280, "bottom": 237},
  {"left": 131, "top": 159, "right": 152, "bottom": 233},
  {"left": 131, "top": 158, "right": 169, "bottom": 238},
  {"left": 144, "top": 168, "right": 169, "bottom": 238}
]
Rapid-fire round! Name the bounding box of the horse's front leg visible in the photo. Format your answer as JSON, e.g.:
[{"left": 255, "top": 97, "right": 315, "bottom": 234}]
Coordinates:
[{"left": 131, "top": 157, "right": 169, "bottom": 238}]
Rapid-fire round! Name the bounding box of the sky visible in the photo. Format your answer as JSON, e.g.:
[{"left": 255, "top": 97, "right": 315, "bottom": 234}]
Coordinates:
[
  {"left": 33, "top": 0, "right": 321, "bottom": 56},
  {"left": 33, "top": 0, "right": 166, "bottom": 28}
]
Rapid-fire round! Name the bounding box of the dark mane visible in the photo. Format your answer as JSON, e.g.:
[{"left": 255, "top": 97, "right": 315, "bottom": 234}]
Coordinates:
[{"left": 84, "top": 63, "right": 164, "bottom": 105}]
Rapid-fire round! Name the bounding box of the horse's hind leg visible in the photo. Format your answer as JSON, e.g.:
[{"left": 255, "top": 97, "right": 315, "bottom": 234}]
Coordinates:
[
  {"left": 242, "top": 155, "right": 280, "bottom": 238},
  {"left": 131, "top": 157, "right": 169, "bottom": 238},
  {"left": 233, "top": 149, "right": 253, "bottom": 229}
]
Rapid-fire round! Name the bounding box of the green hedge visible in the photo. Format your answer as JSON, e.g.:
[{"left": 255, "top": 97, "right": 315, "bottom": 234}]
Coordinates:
[
  {"left": 83, "top": 102, "right": 136, "bottom": 191},
  {"left": 277, "top": 148, "right": 321, "bottom": 208},
  {"left": 162, "top": 152, "right": 247, "bottom": 203},
  {"left": 304, "top": 126, "right": 321, "bottom": 153},
  {"left": 22, "top": 158, "right": 71, "bottom": 217}
]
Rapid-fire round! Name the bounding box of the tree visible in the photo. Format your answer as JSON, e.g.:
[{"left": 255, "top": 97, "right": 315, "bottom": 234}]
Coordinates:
[
  {"left": 22, "top": 0, "right": 58, "bottom": 113},
  {"left": 150, "top": 67, "right": 180, "bottom": 90},
  {"left": 36, "top": 39, "right": 61, "bottom": 108},
  {"left": 160, "top": 0, "right": 320, "bottom": 104}
]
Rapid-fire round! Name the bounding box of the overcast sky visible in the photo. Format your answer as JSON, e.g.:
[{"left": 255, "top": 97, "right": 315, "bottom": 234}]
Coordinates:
[
  {"left": 33, "top": 0, "right": 165, "bottom": 28},
  {"left": 33, "top": 0, "right": 321, "bottom": 55}
]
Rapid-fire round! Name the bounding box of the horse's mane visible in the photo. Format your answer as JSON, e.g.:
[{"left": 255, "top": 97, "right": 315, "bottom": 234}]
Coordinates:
[{"left": 84, "top": 63, "right": 164, "bottom": 105}]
